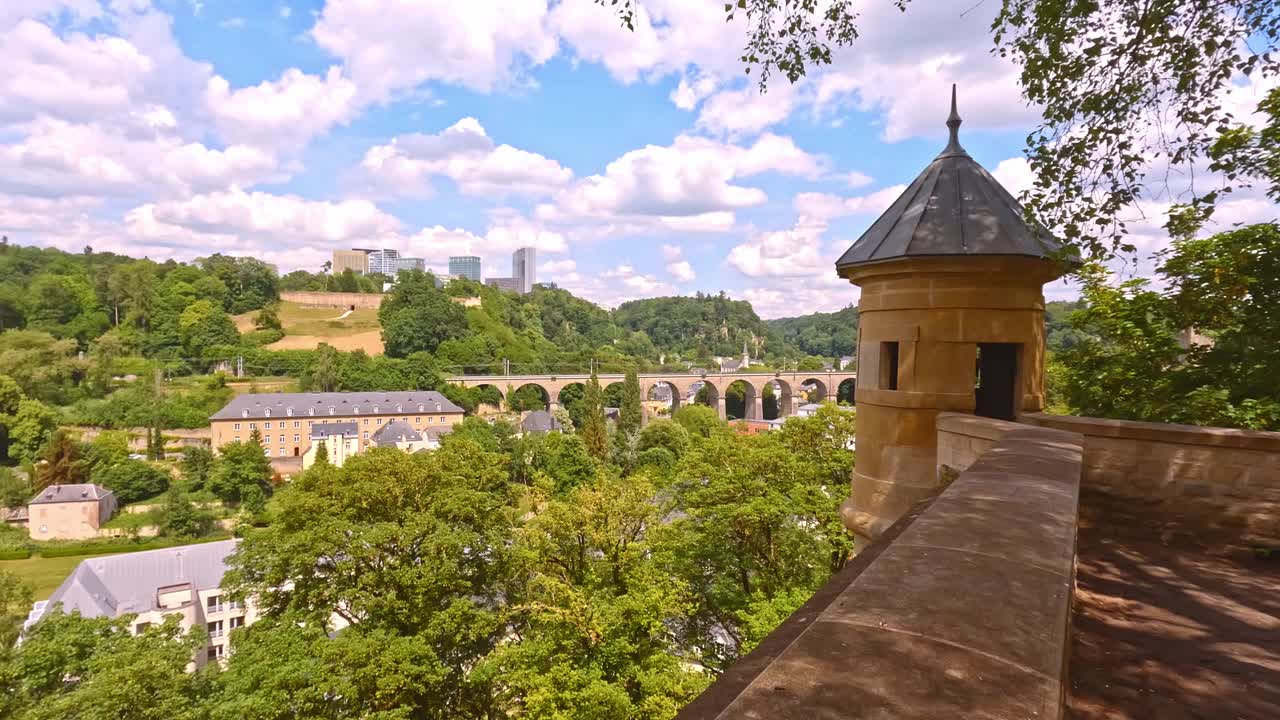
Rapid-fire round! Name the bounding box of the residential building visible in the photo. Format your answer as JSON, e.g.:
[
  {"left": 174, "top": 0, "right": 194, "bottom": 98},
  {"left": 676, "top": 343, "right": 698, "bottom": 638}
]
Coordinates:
[
  {"left": 372, "top": 419, "right": 445, "bottom": 452},
  {"left": 448, "top": 256, "right": 482, "bottom": 281},
  {"left": 512, "top": 247, "right": 536, "bottom": 294},
  {"left": 332, "top": 249, "right": 369, "bottom": 275},
  {"left": 301, "top": 421, "right": 360, "bottom": 470},
  {"left": 839, "top": 355, "right": 856, "bottom": 370},
  {"left": 27, "top": 484, "right": 117, "bottom": 540},
  {"left": 485, "top": 277, "right": 520, "bottom": 292},
  {"left": 25, "top": 540, "right": 256, "bottom": 669},
  {"left": 367, "top": 249, "right": 401, "bottom": 275},
  {"left": 209, "top": 391, "right": 465, "bottom": 458}
]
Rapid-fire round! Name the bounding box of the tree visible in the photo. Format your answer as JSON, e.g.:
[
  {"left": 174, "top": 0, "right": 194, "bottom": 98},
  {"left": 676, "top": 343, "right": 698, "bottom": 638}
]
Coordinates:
[
  {"left": 220, "top": 445, "right": 518, "bottom": 718},
  {"left": 162, "top": 488, "right": 215, "bottom": 538},
  {"left": 579, "top": 370, "right": 608, "bottom": 461},
  {"left": 487, "top": 472, "right": 710, "bottom": 718},
  {"left": 93, "top": 459, "right": 170, "bottom": 504},
  {"left": 0, "top": 467, "right": 32, "bottom": 508},
  {"left": 657, "top": 431, "right": 853, "bottom": 669},
  {"left": 208, "top": 438, "right": 273, "bottom": 512},
  {"left": 9, "top": 399, "right": 58, "bottom": 465},
  {"left": 637, "top": 419, "right": 690, "bottom": 460},
  {"left": 254, "top": 304, "right": 283, "bottom": 331},
  {"left": 378, "top": 270, "right": 469, "bottom": 357},
  {"left": 178, "top": 299, "right": 239, "bottom": 357},
  {"left": 619, "top": 367, "right": 642, "bottom": 437},
  {"left": 7, "top": 612, "right": 206, "bottom": 720},
  {"left": 0, "top": 569, "right": 31, "bottom": 650},
  {"left": 176, "top": 446, "right": 214, "bottom": 492},
  {"left": 671, "top": 405, "right": 723, "bottom": 440},
  {"left": 35, "top": 430, "right": 89, "bottom": 490},
  {"left": 306, "top": 343, "right": 341, "bottom": 392},
  {"left": 1056, "top": 224, "right": 1280, "bottom": 430},
  {"left": 312, "top": 438, "right": 329, "bottom": 466}
]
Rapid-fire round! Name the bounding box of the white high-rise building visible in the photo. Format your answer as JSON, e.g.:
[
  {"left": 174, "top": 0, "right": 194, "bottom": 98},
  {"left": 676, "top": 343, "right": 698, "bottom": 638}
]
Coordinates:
[
  {"left": 367, "top": 249, "right": 401, "bottom": 276},
  {"left": 513, "top": 247, "right": 536, "bottom": 294}
]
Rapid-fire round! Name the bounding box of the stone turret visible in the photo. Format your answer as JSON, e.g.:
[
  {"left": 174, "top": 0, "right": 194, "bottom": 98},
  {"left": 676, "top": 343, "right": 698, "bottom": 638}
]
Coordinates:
[{"left": 836, "top": 86, "right": 1077, "bottom": 545}]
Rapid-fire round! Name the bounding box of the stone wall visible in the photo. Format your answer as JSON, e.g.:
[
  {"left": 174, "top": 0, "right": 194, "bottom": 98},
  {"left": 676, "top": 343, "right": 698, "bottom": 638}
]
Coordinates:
[
  {"left": 279, "top": 291, "right": 384, "bottom": 309},
  {"left": 1021, "top": 412, "right": 1280, "bottom": 545},
  {"left": 678, "top": 423, "right": 1084, "bottom": 720},
  {"left": 936, "top": 412, "right": 1028, "bottom": 482}
]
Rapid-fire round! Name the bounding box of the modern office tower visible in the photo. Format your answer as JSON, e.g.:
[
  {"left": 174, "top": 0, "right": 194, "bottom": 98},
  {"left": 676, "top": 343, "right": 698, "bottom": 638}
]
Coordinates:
[
  {"left": 367, "top": 249, "right": 401, "bottom": 275},
  {"left": 512, "top": 247, "right": 536, "bottom": 294},
  {"left": 332, "top": 249, "right": 370, "bottom": 274},
  {"left": 448, "top": 256, "right": 482, "bottom": 282},
  {"left": 485, "top": 277, "right": 520, "bottom": 292}
]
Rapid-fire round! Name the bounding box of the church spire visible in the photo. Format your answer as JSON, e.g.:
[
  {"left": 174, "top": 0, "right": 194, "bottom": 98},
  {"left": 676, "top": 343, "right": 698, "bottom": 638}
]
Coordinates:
[{"left": 941, "top": 83, "right": 966, "bottom": 157}]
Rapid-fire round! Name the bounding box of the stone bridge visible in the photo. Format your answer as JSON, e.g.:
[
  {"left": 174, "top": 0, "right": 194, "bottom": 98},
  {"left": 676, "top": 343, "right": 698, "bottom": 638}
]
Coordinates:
[{"left": 446, "top": 370, "right": 857, "bottom": 420}]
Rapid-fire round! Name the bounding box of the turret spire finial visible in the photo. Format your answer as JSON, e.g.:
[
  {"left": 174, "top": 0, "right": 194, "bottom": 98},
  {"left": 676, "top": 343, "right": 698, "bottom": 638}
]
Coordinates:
[{"left": 942, "top": 83, "right": 966, "bottom": 156}]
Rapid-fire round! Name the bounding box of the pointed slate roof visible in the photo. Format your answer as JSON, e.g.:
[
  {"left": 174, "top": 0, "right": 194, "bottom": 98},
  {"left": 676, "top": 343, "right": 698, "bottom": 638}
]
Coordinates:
[{"left": 836, "top": 86, "right": 1075, "bottom": 271}]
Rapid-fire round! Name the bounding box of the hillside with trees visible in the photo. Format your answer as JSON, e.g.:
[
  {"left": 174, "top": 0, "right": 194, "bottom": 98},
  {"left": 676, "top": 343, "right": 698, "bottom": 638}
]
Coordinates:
[{"left": 767, "top": 305, "right": 859, "bottom": 359}]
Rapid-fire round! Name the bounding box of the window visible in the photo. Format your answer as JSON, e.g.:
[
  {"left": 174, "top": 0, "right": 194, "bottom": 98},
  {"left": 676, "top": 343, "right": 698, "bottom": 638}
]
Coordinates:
[
  {"left": 135, "top": 621, "right": 151, "bottom": 634},
  {"left": 428, "top": 417, "right": 434, "bottom": 424},
  {"left": 328, "top": 407, "right": 335, "bottom": 415},
  {"left": 396, "top": 404, "right": 402, "bottom": 412},
  {"left": 228, "top": 598, "right": 242, "bottom": 611},
  {"left": 287, "top": 408, "right": 294, "bottom": 416},
  {"left": 879, "top": 342, "right": 900, "bottom": 391},
  {"left": 362, "top": 432, "right": 369, "bottom": 440},
  {"left": 208, "top": 621, "right": 223, "bottom": 639},
  {"left": 308, "top": 408, "right": 315, "bottom": 416},
  {"left": 415, "top": 417, "right": 421, "bottom": 424},
  {"left": 307, "top": 420, "right": 313, "bottom": 426},
  {"left": 207, "top": 595, "right": 222, "bottom": 613},
  {"left": 264, "top": 421, "right": 271, "bottom": 429},
  {"left": 293, "top": 434, "right": 300, "bottom": 443},
  {"left": 278, "top": 435, "right": 285, "bottom": 444},
  {"left": 264, "top": 409, "right": 271, "bottom": 417},
  {"left": 439, "top": 416, "right": 445, "bottom": 423},
  {"left": 293, "top": 421, "right": 300, "bottom": 428},
  {"left": 229, "top": 616, "right": 244, "bottom": 630},
  {"left": 377, "top": 418, "right": 384, "bottom": 424},
  {"left": 233, "top": 423, "right": 241, "bottom": 431},
  {"left": 249, "top": 422, "right": 257, "bottom": 429},
  {"left": 262, "top": 435, "right": 271, "bottom": 444},
  {"left": 363, "top": 419, "right": 369, "bottom": 426},
  {"left": 207, "top": 645, "right": 223, "bottom": 661},
  {"left": 234, "top": 436, "right": 241, "bottom": 442}
]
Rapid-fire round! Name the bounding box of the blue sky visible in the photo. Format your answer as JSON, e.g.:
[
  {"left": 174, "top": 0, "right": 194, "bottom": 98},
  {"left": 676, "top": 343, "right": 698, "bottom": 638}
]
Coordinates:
[{"left": 4, "top": 1, "right": 1274, "bottom": 317}]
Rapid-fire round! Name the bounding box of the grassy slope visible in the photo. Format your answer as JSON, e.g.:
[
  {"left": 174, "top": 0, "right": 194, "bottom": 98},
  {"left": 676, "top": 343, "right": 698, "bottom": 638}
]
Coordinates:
[{"left": 235, "top": 301, "right": 384, "bottom": 354}]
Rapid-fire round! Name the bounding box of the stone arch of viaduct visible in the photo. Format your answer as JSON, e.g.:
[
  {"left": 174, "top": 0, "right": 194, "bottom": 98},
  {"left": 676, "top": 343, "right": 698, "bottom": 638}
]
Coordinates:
[{"left": 447, "top": 371, "right": 857, "bottom": 421}]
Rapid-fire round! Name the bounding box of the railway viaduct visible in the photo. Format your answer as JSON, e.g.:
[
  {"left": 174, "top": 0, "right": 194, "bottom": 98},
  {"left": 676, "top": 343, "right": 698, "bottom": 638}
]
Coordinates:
[{"left": 446, "top": 370, "right": 857, "bottom": 420}]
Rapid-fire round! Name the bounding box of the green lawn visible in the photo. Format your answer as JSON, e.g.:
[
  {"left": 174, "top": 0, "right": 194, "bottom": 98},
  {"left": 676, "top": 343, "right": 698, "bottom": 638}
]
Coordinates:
[{"left": 0, "top": 554, "right": 125, "bottom": 600}]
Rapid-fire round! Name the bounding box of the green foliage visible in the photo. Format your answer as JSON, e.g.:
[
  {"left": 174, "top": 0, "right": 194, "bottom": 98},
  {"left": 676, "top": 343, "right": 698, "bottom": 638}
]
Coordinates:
[
  {"left": 178, "top": 299, "right": 240, "bottom": 357},
  {"left": 35, "top": 430, "right": 88, "bottom": 490},
  {"left": 513, "top": 431, "right": 597, "bottom": 495},
  {"left": 0, "top": 569, "right": 32, "bottom": 649},
  {"left": 31, "top": 534, "right": 230, "bottom": 558},
  {"left": 254, "top": 304, "right": 283, "bottom": 331},
  {"left": 93, "top": 459, "right": 170, "bottom": 504},
  {"left": 8, "top": 399, "right": 58, "bottom": 465},
  {"left": 1056, "top": 225, "right": 1280, "bottom": 429},
  {"left": 0, "top": 467, "right": 32, "bottom": 509},
  {"left": 671, "top": 405, "right": 723, "bottom": 440},
  {"left": 178, "top": 446, "right": 214, "bottom": 491},
  {"left": 6, "top": 612, "right": 208, "bottom": 720},
  {"left": 768, "top": 305, "right": 858, "bottom": 359},
  {"left": 619, "top": 368, "right": 642, "bottom": 437},
  {"left": 0, "top": 331, "right": 82, "bottom": 405},
  {"left": 161, "top": 489, "right": 216, "bottom": 538},
  {"left": 579, "top": 371, "right": 608, "bottom": 461},
  {"left": 613, "top": 293, "right": 772, "bottom": 357},
  {"left": 379, "top": 270, "right": 469, "bottom": 357},
  {"left": 209, "top": 439, "right": 273, "bottom": 512},
  {"left": 508, "top": 384, "right": 549, "bottom": 412}
]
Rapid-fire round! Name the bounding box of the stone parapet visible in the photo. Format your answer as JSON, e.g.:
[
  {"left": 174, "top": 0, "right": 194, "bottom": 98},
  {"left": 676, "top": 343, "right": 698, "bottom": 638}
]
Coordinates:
[
  {"left": 678, "top": 424, "right": 1084, "bottom": 720},
  {"left": 279, "top": 291, "right": 385, "bottom": 309},
  {"left": 1021, "top": 412, "right": 1280, "bottom": 545}
]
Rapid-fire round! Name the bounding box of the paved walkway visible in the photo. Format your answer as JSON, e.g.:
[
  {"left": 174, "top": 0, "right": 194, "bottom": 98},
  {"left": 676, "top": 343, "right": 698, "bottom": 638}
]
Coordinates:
[{"left": 1069, "top": 489, "right": 1280, "bottom": 719}]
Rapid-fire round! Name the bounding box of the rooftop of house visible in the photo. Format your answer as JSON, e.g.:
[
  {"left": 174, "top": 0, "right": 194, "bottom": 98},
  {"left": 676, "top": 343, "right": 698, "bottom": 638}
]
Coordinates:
[
  {"left": 372, "top": 420, "right": 423, "bottom": 446},
  {"left": 38, "top": 539, "right": 237, "bottom": 620},
  {"left": 211, "top": 391, "right": 463, "bottom": 421},
  {"left": 29, "top": 484, "right": 113, "bottom": 505},
  {"left": 309, "top": 421, "right": 359, "bottom": 439},
  {"left": 522, "top": 410, "right": 562, "bottom": 434},
  {"left": 836, "top": 86, "right": 1075, "bottom": 271}
]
